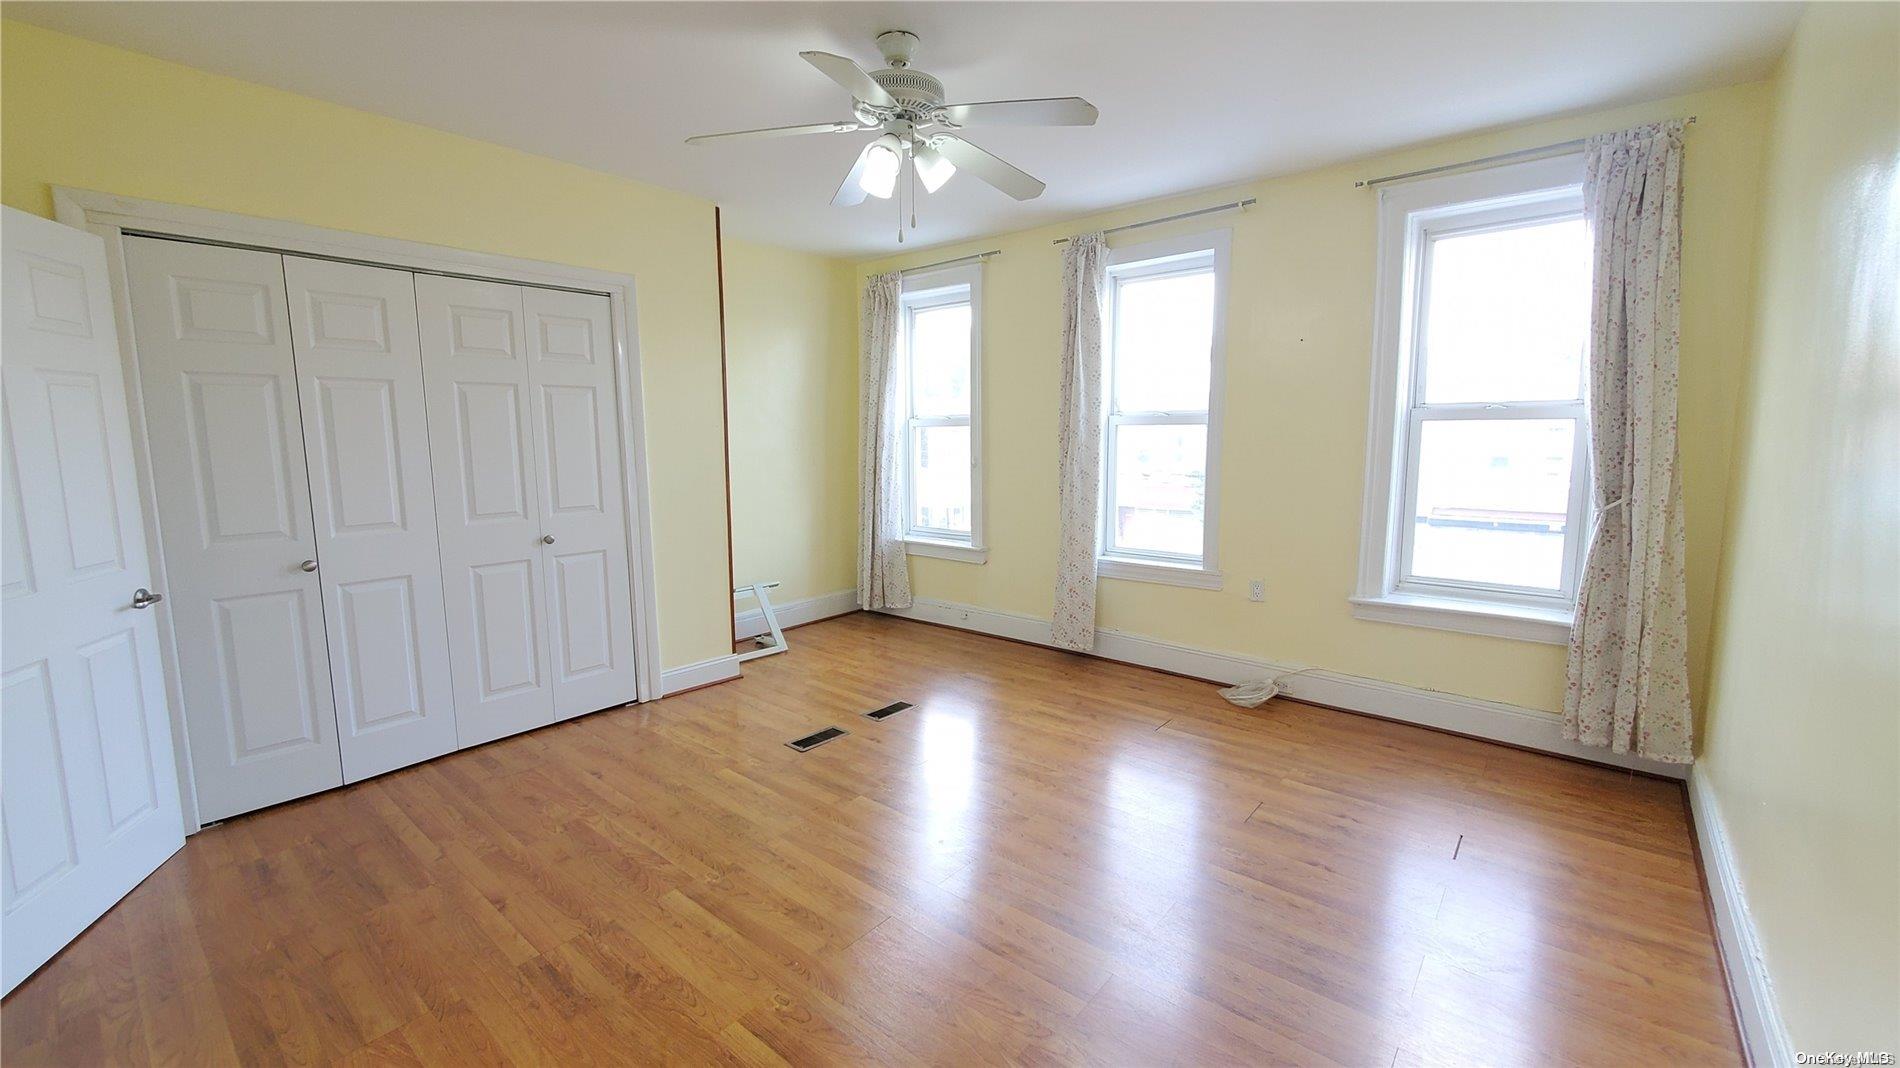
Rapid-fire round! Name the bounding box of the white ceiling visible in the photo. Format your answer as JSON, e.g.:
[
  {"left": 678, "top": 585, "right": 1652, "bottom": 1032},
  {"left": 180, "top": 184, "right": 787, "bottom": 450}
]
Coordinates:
[{"left": 9, "top": 2, "right": 1801, "bottom": 257}]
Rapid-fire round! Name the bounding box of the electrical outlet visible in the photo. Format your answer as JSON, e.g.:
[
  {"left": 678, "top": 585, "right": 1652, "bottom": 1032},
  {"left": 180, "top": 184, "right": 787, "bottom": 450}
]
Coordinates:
[{"left": 1248, "top": 580, "right": 1266, "bottom": 602}]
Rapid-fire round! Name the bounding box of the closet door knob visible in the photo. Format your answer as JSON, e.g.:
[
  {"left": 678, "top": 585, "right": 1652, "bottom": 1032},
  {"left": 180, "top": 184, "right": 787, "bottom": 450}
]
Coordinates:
[
  {"left": 541, "top": 534, "right": 556, "bottom": 545},
  {"left": 130, "top": 588, "right": 164, "bottom": 610},
  {"left": 299, "top": 559, "right": 318, "bottom": 573}
]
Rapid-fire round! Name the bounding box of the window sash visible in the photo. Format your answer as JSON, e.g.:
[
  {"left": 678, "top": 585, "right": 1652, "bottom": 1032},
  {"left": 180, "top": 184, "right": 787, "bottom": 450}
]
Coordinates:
[
  {"left": 1393, "top": 402, "right": 1591, "bottom": 605},
  {"left": 903, "top": 296, "right": 972, "bottom": 421},
  {"left": 1102, "top": 409, "right": 1210, "bottom": 564},
  {"left": 898, "top": 273, "right": 978, "bottom": 545},
  {"left": 1408, "top": 206, "right": 1588, "bottom": 410},
  {"left": 1385, "top": 175, "right": 1592, "bottom": 607},
  {"left": 1106, "top": 260, "right": 1216, "bottom": 418},
  {"left": 904, "top": 416, "right": 972, "bottom": 540},
  {"left": 1098, "top": 243, "right": 1223, "bottom": 568},
  {"left": 1102, "top": 288, "right": 1213, "bottom": 561}
]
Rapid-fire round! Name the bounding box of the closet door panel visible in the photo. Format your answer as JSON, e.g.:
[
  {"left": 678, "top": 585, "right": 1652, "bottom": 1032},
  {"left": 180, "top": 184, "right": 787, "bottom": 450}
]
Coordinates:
[
  {"left": 524, "top": 288, "right": 636, "bottom": 718},
  {"left": 123, "top": 238, "right": 341, "bottom": 821},
  {"left": 283, "top": 257, "right": 457, "bottom": 781},
  {"left": 416, "top": 276, "right": 554, "bottom": 746}
]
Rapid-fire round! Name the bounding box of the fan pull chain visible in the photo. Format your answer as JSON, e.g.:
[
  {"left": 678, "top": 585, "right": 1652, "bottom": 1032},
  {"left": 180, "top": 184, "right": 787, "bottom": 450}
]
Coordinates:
[{"left": 909, "top": 150, "right": 918, "bottom": 230}]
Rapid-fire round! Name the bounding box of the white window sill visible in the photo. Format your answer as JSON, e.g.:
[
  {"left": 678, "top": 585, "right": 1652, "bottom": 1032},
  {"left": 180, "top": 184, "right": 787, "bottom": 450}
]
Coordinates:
[
  {"left": 1350, "top": 592, "right": 1572, "bottom": 645},
  {"left": 1097, "top": 557, "right": 1223, "bottom": 590},
  {"left": 907, "top": 538, "right": 988, "bottom": 564}
]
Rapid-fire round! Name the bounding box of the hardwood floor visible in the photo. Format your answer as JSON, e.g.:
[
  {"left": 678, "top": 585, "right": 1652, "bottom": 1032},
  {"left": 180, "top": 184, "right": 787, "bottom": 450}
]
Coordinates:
[{"left": 1, "top": 612, "right": 1741, "bottom": 1066}]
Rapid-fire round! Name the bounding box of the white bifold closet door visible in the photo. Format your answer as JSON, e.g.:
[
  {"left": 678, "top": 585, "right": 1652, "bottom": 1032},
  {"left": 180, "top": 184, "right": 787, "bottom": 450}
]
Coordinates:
[
  {"left": 125, "top": 237, "right": 344, "bottom": 821},
  {"left": 125, "top": 240, "right": 463, "bottom": 820},
  {"left": 280, "top": 256, "right": 458, "bottom": 781},
  {"left": 415, "top": 276, "right": 635, "bottom": 747},
  {"left": 520, "top": 287, "right": 638, "bottom": 718}
]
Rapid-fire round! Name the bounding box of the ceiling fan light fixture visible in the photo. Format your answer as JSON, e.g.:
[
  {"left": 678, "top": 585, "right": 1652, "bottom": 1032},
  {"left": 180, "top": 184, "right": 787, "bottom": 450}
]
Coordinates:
[
  {"left": 859, "top": 134, "right": 903, "bottom": 199},
  {"left": 684, "top": 33, "right": 1088, "bottom": 231},
  {"left": 914, "top": 143, "right": 956, "bottom": 193}
]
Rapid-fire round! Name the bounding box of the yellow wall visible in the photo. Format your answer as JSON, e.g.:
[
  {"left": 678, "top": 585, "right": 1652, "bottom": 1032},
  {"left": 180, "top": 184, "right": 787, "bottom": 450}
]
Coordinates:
[
  {"left": 0, "top": 21, "right": 734, "bottom": 673},
  {"left": 856, "top": 80, "right": 1772, "bottom": 714},
  {"left": 1700, "top": 3, "right": 1899, "bottom": 1051},
  {"left": 722, "top": 240, "right": 859, "bottom": 607}
]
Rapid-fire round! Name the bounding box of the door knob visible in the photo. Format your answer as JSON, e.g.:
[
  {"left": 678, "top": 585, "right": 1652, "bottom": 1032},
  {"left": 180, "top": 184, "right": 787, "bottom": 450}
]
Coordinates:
[
  {"left": 299, "top": 559, "right": 318, "bottom": 572},
  {"left": 130, "top": 588, "right": 164, "bottom": 610},
  {"left": 541, "top": 535, "right": 556, "bottom": 545}
]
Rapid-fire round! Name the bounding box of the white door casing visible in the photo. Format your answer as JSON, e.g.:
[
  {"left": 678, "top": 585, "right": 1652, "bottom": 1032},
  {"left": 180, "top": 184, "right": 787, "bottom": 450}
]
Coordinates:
[
  {"left": 415, "top": 274, "right": 557, "bottom": 746},
  {"left": 524, "top": 288, "right": 639, "bottom": 719},
  {"left": 282, "top": 256, "right": 457, "bottom": 781},
  {"left": 122, "top": 237, "right": 343, "bottom": 821},
  {"left": 1, "top": 208, "right": 186, "bottom": 994}
]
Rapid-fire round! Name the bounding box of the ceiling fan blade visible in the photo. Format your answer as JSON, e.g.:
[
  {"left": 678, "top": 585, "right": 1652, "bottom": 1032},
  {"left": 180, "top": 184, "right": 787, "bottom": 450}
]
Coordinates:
[
  {"left": 831, "top": 141, "right": 876, "bottom": 207},
  {"left": 800, "top": 51, "right": 896, "bottom": 108},
  {"left": 939, "top": 97, "right": 1099, "bottom": 127},
  {"left": 931, "top": 136, "right": 1047, "bottom": 201},
  {"left": 686, "top": 120, "right": 863, "bottom": 145}
]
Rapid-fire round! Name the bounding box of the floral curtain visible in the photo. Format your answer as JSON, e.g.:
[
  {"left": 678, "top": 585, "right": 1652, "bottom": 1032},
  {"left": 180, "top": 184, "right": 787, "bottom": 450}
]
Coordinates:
[
  {"left": 857, "top": 271, "right": 912, "bottom": 610},
  {"left": 1052, "top": 233, "right": 1108, "bottom": 651},
  {"left": 1564, "top": 120, "right": 1693, "bottom": 763}
]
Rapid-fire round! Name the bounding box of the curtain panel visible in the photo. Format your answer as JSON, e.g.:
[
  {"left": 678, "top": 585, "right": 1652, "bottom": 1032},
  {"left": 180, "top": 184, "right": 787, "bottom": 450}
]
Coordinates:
[
  {"left": 1052, "top": 233, "right": 1109, "bottom": 651},
  {"left": 1564, "top": 120, "right": 1693, "bottom": 763},
  {"left": 857, "top": 271, "right": 912, "bottom": 611}
]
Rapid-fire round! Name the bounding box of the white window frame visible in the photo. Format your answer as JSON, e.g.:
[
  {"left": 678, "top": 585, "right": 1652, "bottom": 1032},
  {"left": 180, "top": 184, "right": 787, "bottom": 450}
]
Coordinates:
[
  {"left": 1096, "top": 229, "right": 1229, "bottom": 590},
  {"left": 1352, "top": 153, "right": 1592, "bottom": 644},
  {"left": 899, "top": 264, "right": 985, "bottom": 564}
]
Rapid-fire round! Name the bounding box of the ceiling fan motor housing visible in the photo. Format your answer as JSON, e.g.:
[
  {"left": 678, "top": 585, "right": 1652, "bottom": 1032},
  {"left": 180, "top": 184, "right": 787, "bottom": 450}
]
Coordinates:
[{"left": 869, "top": 68, "right": 945, "bottom": 114}]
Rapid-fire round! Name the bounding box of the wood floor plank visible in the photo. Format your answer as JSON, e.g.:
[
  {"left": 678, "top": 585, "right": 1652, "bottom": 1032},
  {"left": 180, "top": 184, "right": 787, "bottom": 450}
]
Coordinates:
[{"left": 1, "top": 612, "right": 1740, "bottom": 1065}]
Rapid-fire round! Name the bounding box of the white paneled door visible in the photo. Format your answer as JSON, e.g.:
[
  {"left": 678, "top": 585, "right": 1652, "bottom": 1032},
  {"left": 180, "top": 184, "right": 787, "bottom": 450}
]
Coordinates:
[
  {"left": 123, "top": 237, "right": 344, "bottom": 821},
  {"left": 282, "top": 257, "right": 457, "bottom": 780},
  {"left": 1, "top": 208, "right": 186, "bottom": 995},
  {"left": 523, "top": 287, "right": 638, "bottom": 719},
  {"left": 415, "top": 276, "right": 556, "bottom": 746},
  {"left": 417, "top": 277, "right": 638, "bottom": 744}
]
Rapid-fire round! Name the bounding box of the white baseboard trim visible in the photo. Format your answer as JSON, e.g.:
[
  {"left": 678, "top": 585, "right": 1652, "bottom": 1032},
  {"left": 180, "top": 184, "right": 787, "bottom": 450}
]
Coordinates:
[
  {"left": 1688, "top": 768, "right": 1793, "bottom": 1067},
  {"left": 735, "top": 588, "right": 858, "bottom": 640},
  {"left": 659, "top": 654, "right": 742, "bottom": 697},
  {"left": 879, "top": 596, "right": 1685, "bottom": 779}
]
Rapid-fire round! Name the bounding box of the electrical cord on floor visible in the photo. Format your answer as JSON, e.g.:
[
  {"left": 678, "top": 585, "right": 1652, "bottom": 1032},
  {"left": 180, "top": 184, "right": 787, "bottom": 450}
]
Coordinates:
[{"left": 1218, "top": 667, "right": 1322, "bottom": 709}]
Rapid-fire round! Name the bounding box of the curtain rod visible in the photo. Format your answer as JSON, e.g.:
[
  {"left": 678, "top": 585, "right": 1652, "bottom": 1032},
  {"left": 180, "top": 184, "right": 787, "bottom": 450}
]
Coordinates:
[
  {"left": 1053, "top": 198, "right": 1257, "bottom": 245},
  {"left": 1355, "top": 115, "right": 1697, "bottom": 189},
  {"left": 899, "top": 249, "right": 1001, "bottom": 276}
]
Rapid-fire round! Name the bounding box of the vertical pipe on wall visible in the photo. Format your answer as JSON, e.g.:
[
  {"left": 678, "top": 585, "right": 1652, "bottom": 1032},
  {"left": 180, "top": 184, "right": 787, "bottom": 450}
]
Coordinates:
[{"left": 714, "top": 206, "right": 738, "bottom": 648}]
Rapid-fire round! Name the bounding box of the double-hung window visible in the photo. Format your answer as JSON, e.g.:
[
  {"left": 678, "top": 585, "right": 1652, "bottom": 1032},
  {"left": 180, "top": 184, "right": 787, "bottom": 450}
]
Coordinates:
[
  {"left": 899, "top": 265, "right": 984, "bottom": 562},
  {"left": 1098, "top": 231, "right": 1229, "bottom": 588},
  {"left": 1354, "top": 154, "right": 1592, "bottom": 643}
]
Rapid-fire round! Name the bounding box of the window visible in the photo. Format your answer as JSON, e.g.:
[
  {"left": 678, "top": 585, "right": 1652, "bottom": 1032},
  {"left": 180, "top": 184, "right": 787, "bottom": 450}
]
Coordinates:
[
  {"left": 1354, "top": 153, "right": 1592, "bottom": 643},
  {"left": 1098, "top": 231, "right": 1229, "bottom": 588},
  {"left": 899, "top": 265, "right": 984, "bottom": 562}
]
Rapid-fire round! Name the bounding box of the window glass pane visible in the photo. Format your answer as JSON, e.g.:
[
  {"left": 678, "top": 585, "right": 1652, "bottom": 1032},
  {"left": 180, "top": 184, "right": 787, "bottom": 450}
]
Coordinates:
[
  {"left": 1420, "top": 216, "right": 1588, "bottom": 404},
  {"left": 909, "top": 302, "right": 971, "bottom": 418},
  {"left": 1408, "top": 419, "right": 1575, "bottom": 590},
  {"left": 1112, "top": 269, "right": 1214, "bottom": 413},
  {"left": 910, "top": 424, "right": 971, "bottom": 534},
  {"left": 1109, "top": 423, "right": 1206, "bottom": 557}
]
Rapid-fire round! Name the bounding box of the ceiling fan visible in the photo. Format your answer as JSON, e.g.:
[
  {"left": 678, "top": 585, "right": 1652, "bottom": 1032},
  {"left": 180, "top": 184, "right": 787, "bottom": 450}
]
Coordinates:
[{"left": 686, "top": 30, "right": 1097, "bottom": 225}]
